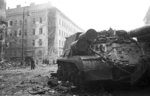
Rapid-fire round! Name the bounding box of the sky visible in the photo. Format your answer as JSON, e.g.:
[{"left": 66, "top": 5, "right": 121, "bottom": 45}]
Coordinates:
[{"left": 6, "top": 0, "right": 150, "bottom": 31}]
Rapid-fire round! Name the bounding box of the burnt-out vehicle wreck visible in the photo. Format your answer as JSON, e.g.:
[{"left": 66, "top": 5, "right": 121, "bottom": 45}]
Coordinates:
[{"left": 56, "top": 25, "right": 150, "bottom": 89}]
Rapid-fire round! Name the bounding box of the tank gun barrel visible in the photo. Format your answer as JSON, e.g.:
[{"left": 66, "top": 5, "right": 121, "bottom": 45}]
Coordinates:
[
  {"left": 128, "top": 25, "right": 150, "bottom": 37},
  {"left": 79, "top": 29, "right": 98, "bottom": 41},
  {"left": 71, "top": 29, "right": 98, "bottom": 54}
]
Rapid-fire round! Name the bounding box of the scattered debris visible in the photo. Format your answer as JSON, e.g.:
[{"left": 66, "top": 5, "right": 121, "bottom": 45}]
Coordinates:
[
  {"left": 27, "top": 86, "right": 46, "bottom": 95},
  {"left": 47, "top": 77, "right": 59, "bottom": 87},
  {"left": 34, "top": 74, "right": 42, "bottom": 77},
  {"left": 0, "top": 78, "right": 5, "bottom": 82},
  {"left": 0, "top": 61, "right": 28, "bottom": 70},
  {"left": 50, "top": 72, "right": 57, "bottom": 77},
  {"left": 19, "top": 80, "right": 39, "bottom": 85},
  {"left": 60, "top": 81, "right": 73, "bottom": 87}
]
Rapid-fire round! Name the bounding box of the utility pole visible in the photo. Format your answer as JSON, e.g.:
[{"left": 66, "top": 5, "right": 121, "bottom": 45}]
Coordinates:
[
  {"left": 21, "top": 2, "right": 30, "bottom": 66},
  {"left": 21, "top": 6, "right": 25, "bottom": 65}
]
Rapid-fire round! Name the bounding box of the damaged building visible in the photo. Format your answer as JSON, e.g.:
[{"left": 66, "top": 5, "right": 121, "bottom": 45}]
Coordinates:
[{"left": 5, "top": 2, "right": 84, "bottom": 63}]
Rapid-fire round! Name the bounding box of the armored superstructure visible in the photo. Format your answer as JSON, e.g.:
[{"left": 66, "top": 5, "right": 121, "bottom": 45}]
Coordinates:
[{"left": 56, "top": 25, "right": 150, "bottom": 89}]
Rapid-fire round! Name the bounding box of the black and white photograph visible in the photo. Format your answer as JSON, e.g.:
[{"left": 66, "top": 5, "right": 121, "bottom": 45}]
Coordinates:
[{"left": 0, "top": 0, "right": 150, "bottom": 95}]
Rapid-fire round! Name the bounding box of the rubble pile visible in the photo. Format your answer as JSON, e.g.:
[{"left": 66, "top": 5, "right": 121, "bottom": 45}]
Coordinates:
[
  {"left": 0, "top": 71, "right": 113, "bottom": 96},
  {"left": 25, "top": 75, "right": 113, "bottom": 96},
  {"left": 0, "top": 61, "right": 28, "bottom": 70}
]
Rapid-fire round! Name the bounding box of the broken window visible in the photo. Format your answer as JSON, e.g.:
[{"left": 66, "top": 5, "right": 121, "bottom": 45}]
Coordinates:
[
  {"left": 38, "top": 39, "right": 42, "bottom": 46},
  {"left": 39, "top": 27, "right": 43, "bottom": 34},
  {"left": 9, "top": 21, "right": 13, "bottom": 26},
  {"left": 32, "top": 40, "right": 35, "bottom": 46},
  {"left": 18, "top": 30, "right": 22, "bottom": 36}
]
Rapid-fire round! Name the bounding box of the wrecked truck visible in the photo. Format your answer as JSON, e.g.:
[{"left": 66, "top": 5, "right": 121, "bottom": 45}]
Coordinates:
[{"left": 56, "top": 25, "right": 150, "bottom": 89}]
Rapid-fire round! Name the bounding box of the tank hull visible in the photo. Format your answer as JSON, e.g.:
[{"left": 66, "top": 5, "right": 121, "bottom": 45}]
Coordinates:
[
  {"left": 57, "top": 56, "right": 147, "bottom": 85},
  {"left": 56, "top": 28, "right": 150, "bottom": 89}
]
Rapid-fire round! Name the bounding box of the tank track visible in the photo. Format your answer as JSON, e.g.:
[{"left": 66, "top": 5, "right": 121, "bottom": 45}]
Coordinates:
[
  {"left": 57, "top": 61, "right": 85, "bottom": 89},
  {"left": 57, "top": 59, "right": 150, "bottom": 91}
]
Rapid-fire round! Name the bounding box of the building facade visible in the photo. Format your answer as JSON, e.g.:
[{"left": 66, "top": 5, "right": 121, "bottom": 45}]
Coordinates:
[
  {"left": 5, "top": 2, "right": 84, "bottom": 63},
  {"left": 143, "top": 6, "right": 150, "bottom": 24}
]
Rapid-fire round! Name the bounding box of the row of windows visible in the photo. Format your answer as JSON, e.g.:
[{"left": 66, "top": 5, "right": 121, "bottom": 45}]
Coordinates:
[
  {"left": 9, "top": 19, "right": 27, "bottom": 27},
  {"left": 5, "top": 49, "right": 43, "bottom": 57},
  {"left": 5, "top": 50, "right": 21, "bottom": 56},
  {"left": 59, "top": 18, "right": 77, "bottom": 33},
  {"left": 33, "top": 17, "right": 43, "bottom": 24},
  {"left": 32, "top": 28, "right": 43, "bottom": 35},
  {"left": 6, "top": 27, "right": 43, "bottom": 37},
  {"left": 8, "top": 17, "right": 43, "bottom": 27},
  {"left": 59, "top": 29, "right": 69, "bottom": 38},
  {"left": 59, "top": 40, "right": 65, "bottom": 47},
  {"left": 8, "top": 39, "right": 27, "bottom": 47},
  {"left": 7, "top": 39, "right": 43, "bottom": 47},
  {"left": 32, "top": 39, "right": 43, "bottom": 46},
  {"left": 7, "top": 29, "right": 27, "bottom": 37}
]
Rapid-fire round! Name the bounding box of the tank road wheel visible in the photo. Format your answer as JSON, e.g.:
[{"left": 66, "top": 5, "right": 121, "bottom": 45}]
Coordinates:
[
  {"left": 61, "top": 64, "right": 70, "bottom": 81},
  {"left": 65, "top": 64, "right": 71, "bottom": 81},
  {"left": 57, "top": 65, "right": 63, "bottom": 80},
  {"left": 70, "top": 72, "right": 76, "bottom": 86},
  {"left": 67, "top": 71, "right": 73, "bottom": 82},
  {"left": 57, "top": 65, "right": 67, "bottom": 81},
  {"left": 61, "top": 66, "right": 66, "bottom": 81},
  {"left": 74, "top": 72, "right": 85, "bottom": 90}
]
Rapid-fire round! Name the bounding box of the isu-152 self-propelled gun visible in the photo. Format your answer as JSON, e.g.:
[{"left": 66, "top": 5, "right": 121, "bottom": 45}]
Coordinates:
[{"left": 56, "top": 25, "right": 150, "bottom": 89}]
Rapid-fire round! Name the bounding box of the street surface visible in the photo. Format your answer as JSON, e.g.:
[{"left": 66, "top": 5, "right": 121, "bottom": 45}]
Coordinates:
[
  {"left": 0, "top": 64, "right": 150, "bottom": 96},
  {"left": 0, "top": 64, "right": 57, "bottom": 96}
]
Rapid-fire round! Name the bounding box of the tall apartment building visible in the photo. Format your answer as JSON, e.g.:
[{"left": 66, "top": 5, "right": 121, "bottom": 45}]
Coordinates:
[
  {"left": 144, "top": 6, "right": 150, "bottom": 24},
  {"left": 5, "top": 2, "right": 84, "bottom": 63}
]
